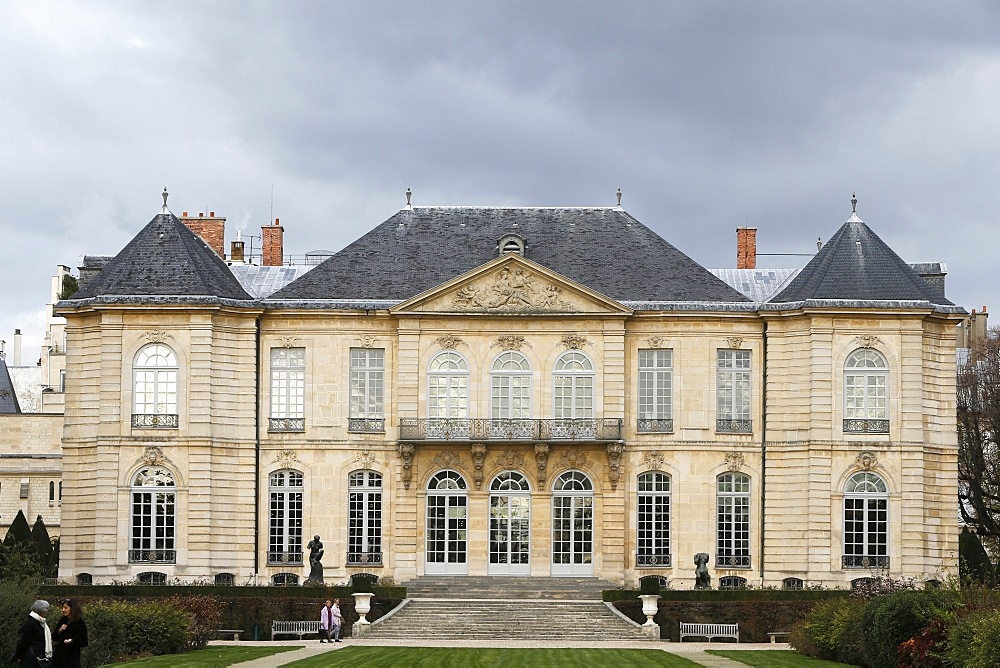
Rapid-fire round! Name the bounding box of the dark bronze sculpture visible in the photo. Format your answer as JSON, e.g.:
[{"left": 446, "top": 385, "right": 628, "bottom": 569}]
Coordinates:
[
  {"left": 306, "top": 535, "right": 324, "bottom": 584},
  {"left": 694, "top": 552, "right": 712, "bottom": 589}
]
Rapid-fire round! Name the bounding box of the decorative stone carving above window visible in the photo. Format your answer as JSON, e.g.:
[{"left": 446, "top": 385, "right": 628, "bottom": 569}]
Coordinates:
[
  {"left": 494, "top": 335, "right": 527, "bottom": 351},
  {"left": 559, "top": 449, "right": 588, "bottom": 470},
  {"left": 855, "top": 451, "right": 879, "bottom": 471},
  {"left": 726, "top": 337, "right": 745, "bottom": 349},
  {"left": 357, "top": 335, "right": 378, "bottom": 349},
  {"left": 560, "top": 335, "right": 588, "bottom": 350},
  {"left": 276, "top": 336, "right": 299, "bottom": 348},
  {"left": 353, "top": 449, "right": 377, "bottom": 470},
  {"left": 724, "top": 451, "right": 746, "bottom": 472},
  {"left": 142, "top": 330, "right": 168, "bottom": 344},
  {"left": 140, "top": 446, "right": 168, "bottom": 467},
  {"left": 855, "top": 335, "right": 882, "bottom": 349},
  {"left": 451, "top": 267, "right": 573, "bottom": 311},
  {"left": 646, "top": 337, "right": 665, "bottom": 349},
  {"left": 642, "top": 451, "right": 665, "bottom": 471},
  {"left": 493, "top": 450, "right": 526, "bottom": 470},
  {"left": 397, "top": 443, "right": 414, "bottom": 490},
  {"left": 435, "top": 335, "right": 464, "bottom": 350},
  {"left": 430, "top": 449, "right": 463, "bottom": 471},
  {"left": 274, "top": 449, "right": 299, "bottom": 470}
]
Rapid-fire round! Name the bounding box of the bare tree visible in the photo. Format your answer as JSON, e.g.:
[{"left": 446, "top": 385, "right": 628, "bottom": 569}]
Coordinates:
[{"left": 957, "top": 327, "right": 1000, "bottom": 551}]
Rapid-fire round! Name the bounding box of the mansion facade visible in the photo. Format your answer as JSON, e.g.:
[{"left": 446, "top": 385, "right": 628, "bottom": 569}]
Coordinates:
[{"left": 54, "top": 197, "right": 963, "bottom": 588}]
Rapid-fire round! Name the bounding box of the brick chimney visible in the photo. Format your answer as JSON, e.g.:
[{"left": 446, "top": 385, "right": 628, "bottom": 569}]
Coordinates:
[
  {"left": 737, "top": 227, "right": 757, "bottom": 269},
  {"left": 262, "top": 218, "right": 284, "bottom": 267},
  {"left": 180, "top": 211, "right": 226, "bottom": 258}
]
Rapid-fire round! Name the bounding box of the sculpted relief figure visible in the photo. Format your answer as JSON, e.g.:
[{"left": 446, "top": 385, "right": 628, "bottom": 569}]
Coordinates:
[{"left": 452, "top": 268, "right": 572, "bottom": 311}]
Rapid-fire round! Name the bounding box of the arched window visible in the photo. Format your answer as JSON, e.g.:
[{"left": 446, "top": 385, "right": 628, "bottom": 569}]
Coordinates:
[
  {"left": 719, "top": 575, "right": 748, "bottom": 590},
  {"left": 348, "top": 470, "right": 383, "bottom": 566},
  {"left": 76, "top": 573, "right": 92, "bottom": 586},
  {"left": 844, "top": 349, "right": 888, "bottom": 433},
  {"left": 49, "top": 481, "right": 55, "bottom": 503},
  {"left": 490, "top": 352, "right": 532, "bottom": 438},
  {"left": 129, "top": 466, "right": 176, "bottom": 564},
  {"left": 271, "top": 572, "right": 299, "bottom": 586},
  {"left": 782, "top": 577, "right": 804, "bottom": 590},
  {"left": 427, "top": 352, "right": 470, "bottom": 438},
  {"left": 132, "top": 344, "right": 178, "bottom": 428},
  {"left": 428, "top": 469, "right": 467, "bottom": 491},
  {"left": 490, "top": 470, "right": 530, "bottom": 492},
  {"left": 636, "top": 471, "right": 671, "bottom": 567},
  {"left": 552, "top": 471, "right": 594, "bottom": 575},
  {"left": 489, "top": 471, "right": 531, "bottom": 575},
  {"left": 843, "top": 471, "right": 889, "bottom": 569},
  {"left": 553, "top": 352, "right": 593, "bottom": 420},
  {"left": 716, "top": 472, "right": 751, "bottom": 568},
  {"left": 136, "top": 571, "right": 166, "bottom": 585},
  {"left": 268, "top": 470, "right": 304, "bottom": 565},
  {"left": 426, "top": 470, "right": 468, "bottom": 574},
  {"left": 214, "top": 572, "right": 235, "bottom": 586}
]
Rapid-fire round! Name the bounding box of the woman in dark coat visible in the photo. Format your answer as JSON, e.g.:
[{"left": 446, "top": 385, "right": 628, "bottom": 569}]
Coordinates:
[
  {"left": 11, "top": 600, "right": 51, "bottom": 667},
  {"left": 51, "top": 599, "right": 87, "bottom": 668}
]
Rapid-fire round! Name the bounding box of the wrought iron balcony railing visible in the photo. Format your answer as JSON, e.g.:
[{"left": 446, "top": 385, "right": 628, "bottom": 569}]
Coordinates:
[
  {"left": 132, "top": 414, "right": 179, "bottom": 429},
  {"left": 843, "top": 419, "right": 889, "bottom": 434},
  {"left": 347, "top": 551, "right": 383, "bottom": 567},
  {"left": 399, "top": 418, "right": 623, "bottom": 442},
  {"left": 717, "top": 418, "right": 752, "bottom": 433},
  {"left": 268, "top": 551, "right": 303, "bottom": 565},
  {"left": 843, "top": 555, "right": 890, "bottom": 569},
  {"left": 128, "top": 548, "right": 176, "bottom": 564},
  {"left": 637, "top": 418, "right": 674, "bottom": 433},
  {"left": 716, "top": 554, "right": 752, "bottom": 568},
  {"left": 349, "top": 418, "right": 385, "bottom": 433},
  {"left": 636, "top": 552, "right": 672, "bottom": 568},
  {"left": 269, "top": 417, "right": 305, "bottom": 432}
]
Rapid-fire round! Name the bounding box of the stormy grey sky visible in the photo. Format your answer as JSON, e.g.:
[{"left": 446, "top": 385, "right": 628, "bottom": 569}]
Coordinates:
[{"left": 2, "top": 1, "right": 999, "bottom": 359}]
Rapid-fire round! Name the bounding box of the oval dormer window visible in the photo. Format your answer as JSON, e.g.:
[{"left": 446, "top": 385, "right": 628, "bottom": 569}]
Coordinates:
[{"left": 498, "top": 234, "right": 525, "bottom": 256}]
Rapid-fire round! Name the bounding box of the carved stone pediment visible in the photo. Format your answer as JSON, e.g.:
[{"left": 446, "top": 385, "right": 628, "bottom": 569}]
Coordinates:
[
  {"left": 724, "top": 451, "right": 746, "bottom": 472},
  {"left": 642, "top": 451, "right": 665, "bottom": 471},
  {"left": 274, "top": 449, "right": 299, "bottom": 470},
  {"left": 142, "top": 330, "right": 169, "bottom": 344},
  {"left": 855, "top": 451, "right": 879, "bottom": 471},
  {"left": 353, "top": 450, "right": 377, "bottom": 470},
  {"left": 451, "top": 266, "right": 574, "bottom": 312},
  {"left": 855, "top": 335, "right": 882, "bottom": 349}
]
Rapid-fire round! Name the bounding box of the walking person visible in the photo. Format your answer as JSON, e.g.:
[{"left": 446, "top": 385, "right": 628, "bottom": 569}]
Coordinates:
[
  {"left": 331, "top": 598, "right": 343, "bottom": 642},
  {"left": 51, "top": 599, "right": 88, "bottom": 668},
  {"left": 11, "top": 600, "right": 53, "bottom": 667},
  {"left": 320, "top": 599, "right": 334, "bottom": 643}
]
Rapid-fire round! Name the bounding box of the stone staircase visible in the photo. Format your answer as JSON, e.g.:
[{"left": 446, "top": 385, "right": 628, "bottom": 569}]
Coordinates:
[{"left": 366, "top": 576, "right": 651, "bottom": 641}]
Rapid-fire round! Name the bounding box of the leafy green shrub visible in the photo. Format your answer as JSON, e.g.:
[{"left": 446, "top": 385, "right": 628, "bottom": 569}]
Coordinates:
[
  {"left": 943, "top": 608, "right": 1000, "bottom": 668},
  {"left": 0, "top": 581, "right": 40, "bottom": 664},
  {"left": 861, "top": 589, "right": 954, "bottom": 668},
  {"left": 81, "top": 599, "right": 191, "bottom": 667},
  {"left": 959, "top": 527, "right": 996, "bottom": 587},
  {"left": 792, "top": 595, "right": 868, "bottom": 666},
  {"left": 164, "top": 594, "right": 222, "bottom": 649}
]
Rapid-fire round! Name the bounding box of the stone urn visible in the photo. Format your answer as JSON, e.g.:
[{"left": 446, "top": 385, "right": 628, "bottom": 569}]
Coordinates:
[
  {"left": 638, "top": 594, "right": 660, "bottom": 626},
  {"left": 353, "top": 592, "right": 374, "bottom": 625}
]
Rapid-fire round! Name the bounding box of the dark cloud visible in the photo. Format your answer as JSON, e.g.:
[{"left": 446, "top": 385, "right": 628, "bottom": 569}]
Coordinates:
[{"left": 2, "top": 1, "right": 999, "bottom": 354}]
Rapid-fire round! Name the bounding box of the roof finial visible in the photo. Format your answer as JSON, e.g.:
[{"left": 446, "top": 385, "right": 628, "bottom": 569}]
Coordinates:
[
  {"left": 162, "top": 187, "right": 169, "bottom": 213},
  {"left": 405, "top": 187, "right": 412, "bottom": 208},
  {"left": 616, "top": 187, "right": 622, "bottom": 207},
  {"left": 851, "top": 192, "right": 857, "bottom": 214}
]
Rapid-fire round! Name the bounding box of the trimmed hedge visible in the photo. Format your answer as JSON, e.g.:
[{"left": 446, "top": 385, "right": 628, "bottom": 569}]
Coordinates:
[
  {"left": 82, "top": 599, "right": 191, "bottom": 667},
  {"left": 602, "top": 588, "right": 848, "bottom": 602},
  {"left": 40, "top": 583, "right": 406, "bottom": 600}
]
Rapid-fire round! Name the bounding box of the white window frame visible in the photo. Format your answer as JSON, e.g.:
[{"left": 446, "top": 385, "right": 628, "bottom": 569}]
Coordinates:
[
  {"left": 843, "top": 471, "right": 889, "bottom": 569},
  {"left": 553, "top": 351, "right": 594, "bottom": 419},
  {"left": 269, "top": 348, "right": 305, "bottom": 431},
  {"left": 129, "top": 466, "right": 176, "bottom": 564},
  {"left": 716, "top": 471, "right": 751, "bottom": 568},
  {"left": 638, "top": 349, "right": 673, "bottom": 432},
  {"left": 636, "top": 471, "right": 671, "bottom": 567},
  {"left": 348, "top": 470, "right": 383, "bottom": 566},
  {"left": 350, "top": 348, "right": 385, "bottom": 431},
  {"left": 717, "top": 349, "right": 751, "bottom": 432},
  {"left": 132, "top": 344, "right": 178, "bottom": 426},
  {"left": 428, "top": 351, "right": 469, "bottom": 419},
  {"left": 491, "top": 351, "right": 532, "bottom": 419},
  {"left": 269, "top": 470, "right": 304, "bottom": 564},
  {"left": 844, "top": 349, "right": 889, "bottom": 434}
]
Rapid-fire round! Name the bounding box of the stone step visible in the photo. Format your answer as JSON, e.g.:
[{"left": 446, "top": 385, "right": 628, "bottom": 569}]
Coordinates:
[{"left": 402, "top": 576, "right": 617, "bottom": 600}]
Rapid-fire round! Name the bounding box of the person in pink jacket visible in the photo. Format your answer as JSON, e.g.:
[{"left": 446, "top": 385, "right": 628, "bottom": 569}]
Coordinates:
[{"left": 319, "top": 599, "right": 335, "bottom": 643}]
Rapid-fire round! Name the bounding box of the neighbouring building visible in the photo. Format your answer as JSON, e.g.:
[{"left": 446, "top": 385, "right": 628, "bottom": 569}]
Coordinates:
[{"left": 52, "top": 193, "right": 964, "bottom": 588}]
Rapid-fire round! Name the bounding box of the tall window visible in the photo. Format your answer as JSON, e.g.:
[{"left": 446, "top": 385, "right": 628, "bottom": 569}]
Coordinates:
[
  {"left": 348, "top": 470, "right": 383, "bottom": 566},
  {"left": 129, "top": 466, "right": 176, "bottom": 564},
  {"left": 132, "top": 344, "right": 178, "bottom": 428},
  {"left": 269, "top": 348, "right": 305, "bottom": 431},
  {"left": 350, "top": 348, "right": 385, "bottom": 432},
  {"left": 490, "top": 352, "right": 532, "bottom": 438},
  {"left": 716, "top": 472, "right": 750, "bottom": 568},
  {"left": 427, "top": 351, "right": 470, "bottom": 439},
  {"left": 844, "top": 349, "right": 888, "bottom": 434},
  {"left": 717, "top": 350, "right": 751, "bottom": 432},
  {"left": 843, "top": 471, "right": 889, "bottom": 569},
  {"left": 636, "top": 471, "right": 671, "bottom": 567},
  {"left": 638, "top": 349, "right": 673, "bottom": 432},
  {"left": 269, "top": 470, "right": 303, "bottom": 564},
  {"left": 554, "top": 351, "right": 594, "bottom": 419}
]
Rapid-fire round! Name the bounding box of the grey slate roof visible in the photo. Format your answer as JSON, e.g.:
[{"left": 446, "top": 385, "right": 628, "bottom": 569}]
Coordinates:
[
  {"left": 771, "top": 215, "right": 955, "bottom": 307},
  {"left": 0, "top": 356, "right": 20, "bottom": 414},
  {"left": 71, "top": 212, "right": 252, "bottom": 302},
  {"left": 270, "top": 207, "right": 750, "bottom": 304}
]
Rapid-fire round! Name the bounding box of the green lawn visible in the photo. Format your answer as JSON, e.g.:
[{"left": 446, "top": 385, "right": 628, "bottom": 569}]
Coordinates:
[
  {"left": 105, "top": 645, "right": 298, "bottom": 667},
  {"left": 284, "top": 647, "right": 702, "bottom": 667},
  {"left": 707, "top": 650, "right": 858, "bottom": 667}
]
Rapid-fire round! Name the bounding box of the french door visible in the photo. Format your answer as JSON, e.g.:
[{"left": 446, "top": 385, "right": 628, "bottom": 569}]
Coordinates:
[
  {"left": 551, "top": 470, "right": 594, "bottom": 576},
  {"left": 425, "top": 470, "right": 468, "bottom": 575},
  {"left": 489, "top": 493, "right": 531, "bottom": 575}
]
